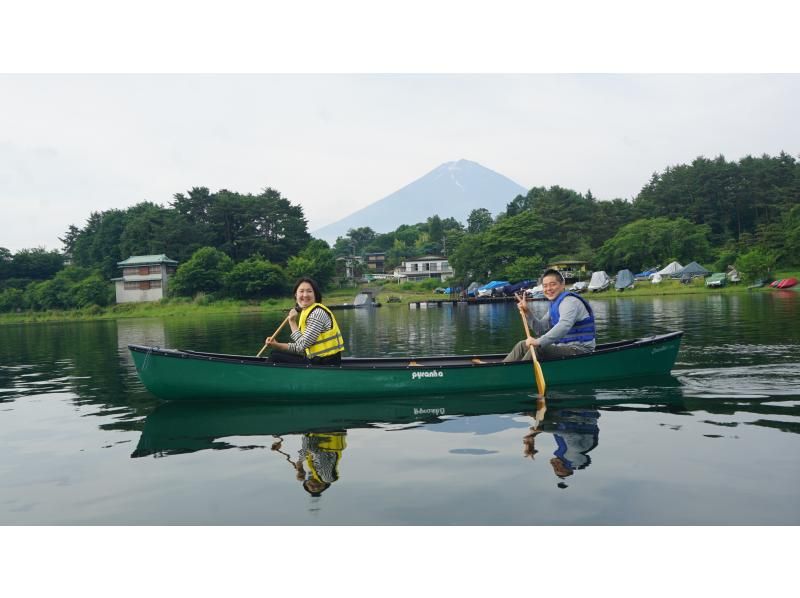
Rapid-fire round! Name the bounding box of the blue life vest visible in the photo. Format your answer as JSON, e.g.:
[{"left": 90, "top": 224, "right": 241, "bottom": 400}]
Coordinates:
[{"left": 548, "top": 291, "right": 596, "bottom": 344}]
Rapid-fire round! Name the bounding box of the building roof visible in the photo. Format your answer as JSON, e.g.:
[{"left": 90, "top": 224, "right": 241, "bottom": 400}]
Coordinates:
[
  {"left": 117, "top": 254, "right": 178, "bottom": 266},
  {"left": 547, "top": 260, "right": 588, "bottom": 266},
  {"left": 406, "top": 255, "right": 447, "bottom": 262}
]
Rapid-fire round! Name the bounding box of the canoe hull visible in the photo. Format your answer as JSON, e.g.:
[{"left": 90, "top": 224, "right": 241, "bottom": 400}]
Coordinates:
[{"left": 129, "top": 332, "right": 683, "bottom": 401}]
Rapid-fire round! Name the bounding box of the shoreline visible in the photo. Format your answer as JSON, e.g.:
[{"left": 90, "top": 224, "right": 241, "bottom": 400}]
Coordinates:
[{"left": 0, "top": 282, "right": 790, "bottom": 326}]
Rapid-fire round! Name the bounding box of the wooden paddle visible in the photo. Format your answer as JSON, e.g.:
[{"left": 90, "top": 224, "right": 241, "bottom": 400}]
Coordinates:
[
  {"left": 257, "top": 314, "right": 291, "bottom": 357},
  {"left": 517, "top": 299, "right": 546, "bottom": 396}
]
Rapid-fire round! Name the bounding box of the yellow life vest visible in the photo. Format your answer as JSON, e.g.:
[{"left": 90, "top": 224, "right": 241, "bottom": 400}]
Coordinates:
[
  {"left": 298, "top": 303, "right": 345, "bottom": 358},
  {"left": 305, "top": 432, "right": 346, "bottom": 483}
]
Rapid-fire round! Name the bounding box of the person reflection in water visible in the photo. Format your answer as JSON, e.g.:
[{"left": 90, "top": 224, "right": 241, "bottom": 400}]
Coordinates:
[
  {"left": 546, "top": 408, "right": 600, "bottom": 488},
  {"left": 522, "top": 399, "right": 600, "bottom": 488},
  {"left": 272, "top": 431, "right": 347, "bottom": 497}
]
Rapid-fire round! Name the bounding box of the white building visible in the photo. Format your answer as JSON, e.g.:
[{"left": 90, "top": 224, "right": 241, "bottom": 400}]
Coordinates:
[
  {"left": 394, "top": 255, "right": 454, "bottom": 282},
  {"left": 113, "top": 254, "right": 178, "bottom": 303}
]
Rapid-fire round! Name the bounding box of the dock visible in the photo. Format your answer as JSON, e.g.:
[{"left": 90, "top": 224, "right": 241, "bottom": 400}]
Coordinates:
[{"left": 408, "top": 296, "right": 517, "bottom": 308}]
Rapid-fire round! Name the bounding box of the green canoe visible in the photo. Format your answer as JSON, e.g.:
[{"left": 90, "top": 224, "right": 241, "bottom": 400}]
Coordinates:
[{"left": 129, "top": 331, "right": 682, "bottom": 401}]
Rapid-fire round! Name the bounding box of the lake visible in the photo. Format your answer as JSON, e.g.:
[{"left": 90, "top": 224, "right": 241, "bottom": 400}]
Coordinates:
[{"left": 1, "top": 291, "right": 799, "bottom": 525}]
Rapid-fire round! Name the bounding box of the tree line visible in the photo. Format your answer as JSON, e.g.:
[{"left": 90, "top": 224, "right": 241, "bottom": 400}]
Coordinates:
[
  {"left": 335, "top": 153, "right": 798, "bottom": 284},
  {"left": 1, "top": 152, "right": 798, "bottom": 313}
]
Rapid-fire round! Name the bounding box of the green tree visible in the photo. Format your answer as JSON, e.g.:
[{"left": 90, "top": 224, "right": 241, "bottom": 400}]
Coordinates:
[
  {"left": 450, "top": 211, "right": 546, "bottom": 281},
  {"left": 595, "top": 217, "right": 712, "bottom": 273},
  {"left": 467, "top": 208, "right": 493, "bottom": 234},
  {"left": 0, "top": 288, "right": 24, "bottom": 312},
  {"left": 11, "top": 248, "right": 65, "bottom": 279},
  {"left": 71, "top": 274, "right": 113, "bottom": 308},
  {"left": 735, "top": 248, "right": 778, "bottom": 282},
  {"left": 58, "top": 225, "right": 81, "bottom": 260},
  {"left": 225, "top": 257, "right": 286, "bottom": 299},
  {"left": 0, "top": 247, "right": 12, "bottom": 280},
  {"left": 285, "top": 239, "right": 336, "bottom": 288},
  {"left": 170, "top": 247, "right": 234, "bottom": 297},
  {"left": 427, "top": 215, "right": 444, "bottom": 248},
  {"left": 118, "top": 202, "right": 172, "bottom": 259},
  {"left": 72, "top": 210, "right": 128, "bottom": 279},
  {"left": 27, "top": 277, "right": 71, "bottom": 310},
  {"left": 503, "top": 256, "right": 545, "bottom": 281}
]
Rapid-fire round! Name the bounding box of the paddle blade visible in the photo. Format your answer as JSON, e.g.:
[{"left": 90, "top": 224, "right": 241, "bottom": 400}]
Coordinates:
[{"left": 533, "top": 359, "right": 546, "bottom": 396}]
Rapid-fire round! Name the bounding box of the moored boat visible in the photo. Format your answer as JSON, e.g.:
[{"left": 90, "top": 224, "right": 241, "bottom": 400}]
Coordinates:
[{"left": 129, "top": 332, "right": 683, "bottom": 401}]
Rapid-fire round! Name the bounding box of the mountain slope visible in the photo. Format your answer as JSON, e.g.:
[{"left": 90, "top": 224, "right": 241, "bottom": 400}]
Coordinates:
[{"left": 312, "top": 159, "right": 528, "bottom": 243}]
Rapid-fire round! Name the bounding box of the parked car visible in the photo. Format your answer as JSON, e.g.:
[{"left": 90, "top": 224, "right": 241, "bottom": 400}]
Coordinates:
[
  {"left": 525, "top": 284, "right": 544, "bottom": 300},
  {"left": 476, "top": 280, "right": 510, "bottom": 297},
  {"left": 705, "top": 273, "right": 727, "bottom": 288}
]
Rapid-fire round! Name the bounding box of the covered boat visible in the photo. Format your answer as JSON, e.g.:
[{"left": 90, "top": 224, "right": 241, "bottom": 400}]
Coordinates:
[
  {"left": 650, "top": 272, "right": 663, "bottom": 284},
  {"left": 677, "top": 261, "right": 710, "bottom": 279},
  {"left": 614, "top": 269, "right": 635, "bottom": 291},
  {"left": 570, "top": 281, "right": 588, "bottom": 293},
  {"left": 129, "top": 332, "right": 683, "bottom": 401},
  {"left": 587, "top": 271, "right": 611, "bottom": 292},
  {"left": 635, "top": 266, "right": 659, "bottom": 280},
  {"left": 657, "top": 261, "right": 683, "bottom": 277},
  {"left": 705, "top": 272, "right": 727, "bottom": 288}
]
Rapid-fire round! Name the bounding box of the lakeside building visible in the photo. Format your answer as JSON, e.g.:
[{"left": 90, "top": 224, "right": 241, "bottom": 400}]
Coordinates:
[
  {"left": 112, "top": 254, "right": 178, "bottom": 303},
  {"left": 365, "top": 252, "right": 386, "bottom": 274},
  {"left": 546, "top": 260, "right": 589, "bottom": 281},
  {"left": 394, "top": 255, "right": 454, "bottom": 282}
]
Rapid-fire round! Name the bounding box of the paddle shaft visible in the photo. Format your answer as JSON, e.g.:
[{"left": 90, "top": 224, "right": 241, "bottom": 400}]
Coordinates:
[
  {"left": 518, "top": 305, "right": 547, "bottom": 396},
  {"left": 257, "top": 314, "right": 292, "bottom": 357}
]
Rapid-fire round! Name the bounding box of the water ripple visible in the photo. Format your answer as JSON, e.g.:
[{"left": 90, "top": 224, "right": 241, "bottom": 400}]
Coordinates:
[{"left": 675, "top": 363, "right": 800, "bottom": 399}]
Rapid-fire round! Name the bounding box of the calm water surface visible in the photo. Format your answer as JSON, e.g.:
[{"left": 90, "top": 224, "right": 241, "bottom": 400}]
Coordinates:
[{"left": 1, "top": 292, "right": 799, "bottom": 525}]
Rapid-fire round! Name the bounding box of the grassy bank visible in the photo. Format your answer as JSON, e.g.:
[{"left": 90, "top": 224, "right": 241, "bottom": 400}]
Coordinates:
[{"left": 1, "top": 273, "right": 796, "bottom": 326}]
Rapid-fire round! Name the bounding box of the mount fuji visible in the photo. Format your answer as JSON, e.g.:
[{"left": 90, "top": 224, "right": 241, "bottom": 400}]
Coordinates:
[{"left": 311, "top": 159, "right": 528, "bottom": 243}]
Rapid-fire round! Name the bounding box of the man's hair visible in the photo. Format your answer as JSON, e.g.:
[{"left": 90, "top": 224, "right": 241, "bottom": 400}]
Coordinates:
[{"left": 542, "top": 268, "right": 565, "bottom": 284}]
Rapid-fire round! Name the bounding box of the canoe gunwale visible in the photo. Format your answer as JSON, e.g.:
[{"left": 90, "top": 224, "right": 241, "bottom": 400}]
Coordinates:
[{"left": 128, "top": 331, "right": 683, "bottom": 372}]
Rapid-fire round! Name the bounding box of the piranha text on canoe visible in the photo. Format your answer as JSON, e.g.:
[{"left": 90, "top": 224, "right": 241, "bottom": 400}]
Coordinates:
[{"left": 411, "top": 370, "right": 444, "bottom": 380}]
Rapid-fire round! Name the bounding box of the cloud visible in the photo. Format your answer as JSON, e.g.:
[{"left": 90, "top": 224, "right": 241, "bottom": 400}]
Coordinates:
[{"left": 0, "top": 74, "right": 798, "bottom": 252}]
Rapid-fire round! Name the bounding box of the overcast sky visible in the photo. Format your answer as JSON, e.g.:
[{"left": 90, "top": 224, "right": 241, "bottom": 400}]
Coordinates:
[
  {"left": 1, "top": 73, "right": 797, "bottom": 253},
  {"left": 1, "top": 2, "right": 799, "bottom": 254}
]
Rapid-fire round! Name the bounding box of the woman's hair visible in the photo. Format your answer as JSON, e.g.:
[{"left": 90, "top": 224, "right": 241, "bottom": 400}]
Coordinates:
[{"left": 292, "top": 276, "right": 322, "bottom": 303}]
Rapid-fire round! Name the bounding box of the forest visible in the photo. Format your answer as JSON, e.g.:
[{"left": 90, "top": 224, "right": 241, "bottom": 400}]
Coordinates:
[{"left": 1, "top": 152, "right": 798, "bottom": 313}]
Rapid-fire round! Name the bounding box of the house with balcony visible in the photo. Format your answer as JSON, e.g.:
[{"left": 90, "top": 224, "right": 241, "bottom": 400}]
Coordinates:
[
  {"left": 365, "top": 252, "right": 386, "bottom": 274},
  {"left": 112, "top": 254, "right": 178, "bottom": 303},
  {"left": 394, "top": 255, "right": 454, "bottom": 282}
]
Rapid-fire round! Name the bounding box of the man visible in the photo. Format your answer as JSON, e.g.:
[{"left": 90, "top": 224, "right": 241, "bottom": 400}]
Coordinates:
[{"left": 503, "top": 268, "right": 596, "bottom": 362}]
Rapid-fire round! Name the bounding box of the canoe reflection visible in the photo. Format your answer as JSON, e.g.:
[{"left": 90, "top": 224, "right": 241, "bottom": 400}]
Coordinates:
[
  {"left": 132, "top": 377, "right": 685, "bottom": 460},
  {"left": 132, "top": 392, "right": 542, "bottom": 458}
]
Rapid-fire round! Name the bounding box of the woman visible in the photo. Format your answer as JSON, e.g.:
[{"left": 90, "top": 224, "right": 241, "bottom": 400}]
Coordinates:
[{"left": 265, "top": 277, "right": 345, "bottom": 365}]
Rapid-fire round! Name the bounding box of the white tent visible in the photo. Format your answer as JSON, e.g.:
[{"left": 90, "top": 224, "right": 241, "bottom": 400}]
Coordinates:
[
  {"left": 587, "top": 271, "right": 611, "bottom": 292},
  {"left": 657, "top": 261, "right": 683, "bottom": 276},
  {"left": 651, "top": 272, "right": 663, "bottom": 284}
]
